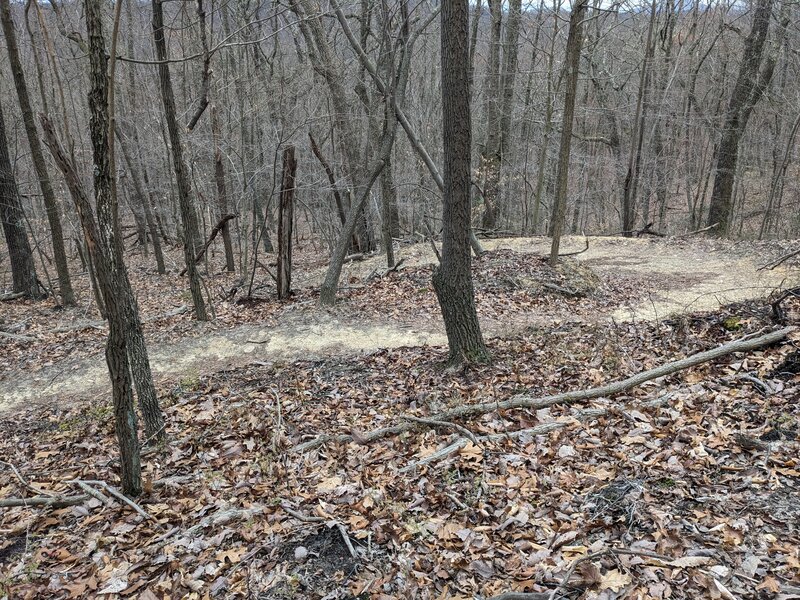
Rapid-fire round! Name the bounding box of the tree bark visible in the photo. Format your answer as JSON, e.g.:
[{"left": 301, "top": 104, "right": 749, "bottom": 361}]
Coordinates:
[
  {"left": 549, "top": 0, "right": 588, "bottom": 265},
  {"left": 620, "top": 0, "right": 657, "bottom": 235},
  {"left": 115, "top": 126, "right": 165, "bottom": 274},
  {"left": 706, "top": 0, "right": 777, "bottom": 236},
  {"left": 0, "top": 96, "right": 40, "bottom": 299},
  {"left": 211, "top": 105, "right": 235, "bottom": 272},
  {"left": 85, "top": 0, "right": 143, "bottom": 495},
  {"left": 277, "top": 146, "right": 296, "bottom": 300},
  {"left": 151, "top": 0, "right": 208, "bottom": 320},
  {"left": 435, "top": 0, "right": 488, "bottom": 365},
  {"left": 0, "top": 0, "right": 74, "bottom": 306}
]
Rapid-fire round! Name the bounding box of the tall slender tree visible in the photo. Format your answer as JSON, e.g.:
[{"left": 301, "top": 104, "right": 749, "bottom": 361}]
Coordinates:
[
  {"left": 706, "top": 0, "right": 778, "bottom": 235},
  {"left": 151, "top": 0, "right": 208, "bottom": 319},
  {"left": 549, "top": 0, "right": 588, "bottom": 264},
  {"left": 0, "top": 95, "right": 40, "bottom": 299},
  {"left": 0, "top": 0, "right": 74, "bottom": 305}
]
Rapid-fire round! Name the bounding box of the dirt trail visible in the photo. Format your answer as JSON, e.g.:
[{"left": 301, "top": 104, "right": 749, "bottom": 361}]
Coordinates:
[{"left": 1, "top": 236, "right": 794, "bottom": 413}]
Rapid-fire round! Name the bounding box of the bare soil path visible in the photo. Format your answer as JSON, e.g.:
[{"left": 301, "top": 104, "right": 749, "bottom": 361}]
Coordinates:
[{"left": 1, "top": 236, "right": 794, "bottom": 413}]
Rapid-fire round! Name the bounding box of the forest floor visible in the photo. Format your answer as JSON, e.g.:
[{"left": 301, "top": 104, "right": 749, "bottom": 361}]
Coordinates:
[
  {"left": 1, "top": 235, "right": 799, "bottom": 599},
  {"left": 0, "top": 235, "right": 794, "bottom": 413}
]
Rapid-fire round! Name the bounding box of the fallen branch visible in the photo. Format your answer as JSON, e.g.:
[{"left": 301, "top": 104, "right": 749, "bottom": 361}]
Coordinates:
[
  {"left": 676, "top": 222, "right": 718, "bottom": 238},
  {"left": 0, "top": 292, "right": 25, "bottom": 301},
  {"left": 0, "top": 495, "right": 87, "bottom": 508},
  {"left": 635, "top": 222, "right": 665, "bottom": 238},
  {"left": 760, "top": 247, "right": 800, "bottom": 271},
  {"left": 291, "top": 327, "right": 794, "bottom": 453},
  {"left": 0, "top": 330, "right": 35, "bottom": 343},
  {"left": 557, "top": 235, "right": 589, "bottom": 257},
  {"left": 152, "top": 505, "right": 263, "bottom": 548},
  {"left": 771, "top": 287, "right": 800, "bottom": 323},
  {"left": 401, "top": 410, "right": 607, "bottom": 472},
  {"left": 487, "top": 548, "right": 676, "bottom": 600},
  {"left": 179, "top": 214, "right": 237, "bottom": 276},
  {"left": 541, "top": 282, "right": 582, "bottom": 297},
  {"left": 401, "top": 415, "right": 480, "bottom": 445},
  {"left": 73, "top": 480, "right": 156, "bottom": 522}
]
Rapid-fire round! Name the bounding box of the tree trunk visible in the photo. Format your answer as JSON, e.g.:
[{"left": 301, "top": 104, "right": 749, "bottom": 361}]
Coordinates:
[
  {"left": 152, "top": 0, "right": 208, "bottom": 320},
  {"left": 706, "top": 0, "right": 776, "bottom": 235},
  {"left": 549, "top": 0, "right": 588, "bottom": 265},
  {"left": 0, "top": 96, "right": 40, "bottom": 299},
  {"left": 86, "top": 0, "right": 143, "bottom": 495},
  {"left": 0, "top": 0, "right": 74, "bottom": 306},
  {"left": 381, "top": 155, "right": 399, "bottom": 268},
  {"left": 211, "top": 105, "right": 235, "bottom": 272},
  {"left": 479, "top": 0, "right": 503, "bottom": 230},
  {"left": 435, "top": 0, "right": 488, "bottom": 365},
  {"left": 621, "top": 0, "right": 657, "bottom": 235},
  {"left": 115, "top": 126, "right": 166, "bottom": 274},
  {"left": 277, "top": 146, "right": 296, "bottom": 300}
]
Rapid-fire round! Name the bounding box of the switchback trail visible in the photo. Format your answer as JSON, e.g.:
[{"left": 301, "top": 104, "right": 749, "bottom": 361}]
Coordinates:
[{"left": 1, "top": 236, "right": 794, "bottom": 413}]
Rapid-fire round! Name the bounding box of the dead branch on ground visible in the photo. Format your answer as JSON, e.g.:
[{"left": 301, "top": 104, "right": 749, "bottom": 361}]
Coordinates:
[
  {"left": 556, "top": 235, "right": 589, "bottom": 257},
  {"left": 291, "top": 327, "right": 794, "bottom": 453},
  {"left": 771, "top": 287, "right": 800, "bottom": 323},
  {"left": 676, "top": 222, "right": 718, "bottom": 237},
  {"left": 759, "top": 247, "right": 800, "bottom": 271}
]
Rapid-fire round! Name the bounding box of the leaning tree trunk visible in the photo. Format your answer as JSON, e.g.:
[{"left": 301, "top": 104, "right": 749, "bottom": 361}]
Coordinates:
[
  {"left": 549, "top": 0, "right": 588, "bottom": 265},
  {"left": 152, "top": 0, "right": 208, "bottom": 320},
  {"left": 434, "top": 0, "right": 488, "bottom": 365},
  {"left": 0, "top": 95, "right": 40, "bottom": 299},
  {"left": 706, "top": 0, "right": 776, "bottom": 236},
  {"left": 0, "top": 0, "right": 74, "bottom": 306}
]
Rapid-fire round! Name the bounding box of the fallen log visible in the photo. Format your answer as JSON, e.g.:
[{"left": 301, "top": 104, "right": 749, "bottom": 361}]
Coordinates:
[
  {"left": 291, "top": 326, "right": 795, "bottom": 453},
  {"left": 0, "top": 292, "right": 25, "bottom": 301},
  {"left": 0, "top": 495, "right": 87, "bottom": 508},
  {"left": 0, "top": 330, "right": 35, "bottom": 343}
]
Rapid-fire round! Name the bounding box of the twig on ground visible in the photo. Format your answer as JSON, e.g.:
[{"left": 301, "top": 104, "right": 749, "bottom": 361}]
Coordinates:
[
  {"left": 72, "top": 481, "right": 112, "bottom": 506},
  {"left": 336, "top": 523, "right": 357, "bottom": 559},
  {"left": 0, "top": 460, "right": 54, "bottom": 497},
  {"left": 75, "top": 480, "right": 156, "bottom": 522},
  {"left": 676, "top": 222, "right": 718, "bottom": 237},
  {"left": 401, "top": 415, "right": 480, "bottom": 445},
  {"left": 0, "top": 330, "right": 35, "bottom": 343},
  {"left": 556, "top": 235, "right": 589, "bottom": 257},
  {"left": 486, "top": 548, "right": 675, "bottom": 600},
  {"left": 280, "top": 502, "right": 324, "bottom": 523}
]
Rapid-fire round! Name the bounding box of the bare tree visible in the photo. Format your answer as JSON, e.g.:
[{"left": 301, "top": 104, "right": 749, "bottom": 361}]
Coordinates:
[
  {"left": 0, "top": 0, "right": 74, "bottom": 305},
  {"left": 151, "top": 0, "right": 208, "bottom": 319},
  {"left": 0, "top": 95, "right": 40, "bottom": 299},
  {"left": 435, "top": 0, "right": 488, "bottom": 365},
  {"left": 549, "top": 0, "right": 588, "bottom": 264},
  {"left": 706, "top": 0, "right": 781, "bottom": 235}
]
